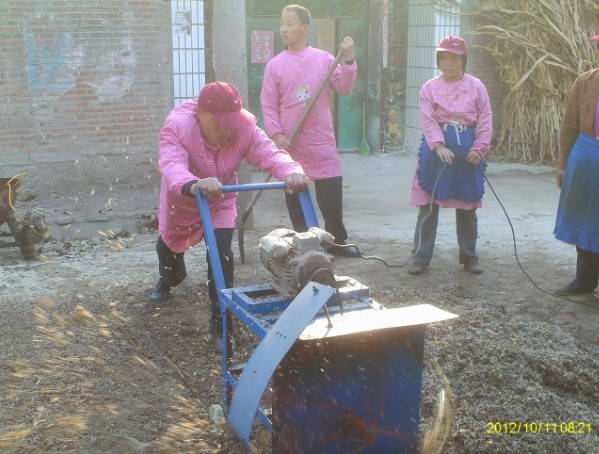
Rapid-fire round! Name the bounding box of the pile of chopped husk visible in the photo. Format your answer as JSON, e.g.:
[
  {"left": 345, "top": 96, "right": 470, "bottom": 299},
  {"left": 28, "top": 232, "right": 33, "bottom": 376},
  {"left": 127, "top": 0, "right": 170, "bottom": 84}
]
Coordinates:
[{"left": 473, "top": 0, "right": 599, "bottom": 163}]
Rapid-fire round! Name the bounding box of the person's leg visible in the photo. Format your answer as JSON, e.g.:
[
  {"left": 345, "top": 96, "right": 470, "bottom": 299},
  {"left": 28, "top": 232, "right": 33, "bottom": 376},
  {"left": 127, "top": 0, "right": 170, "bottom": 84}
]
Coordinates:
[
  {"left": 285, "top": 191, "right": 308, "bottom": 233},
  {"left": 456, "top": 208, "right": 482, "bottom": 274},
  {"left": 575, "top": 246, "right": 598, "bottom": 289},
  {"left": 314, "top": 176, "right": 359, "bottom": 257},
  {"left": 314, "top": 177, "right": 347, "bottom": 243},
  {"left": 409, "top": 204, "right": 439, "bottom": 274},
  {"left": 206, "top": 228, "right": 234, "bottom": 338},
  {"left": 556, "top": 246, "right": 598, "bottom": 295},
  {"left": 146, "top": 235, "right": 186, "bottom": 302}
]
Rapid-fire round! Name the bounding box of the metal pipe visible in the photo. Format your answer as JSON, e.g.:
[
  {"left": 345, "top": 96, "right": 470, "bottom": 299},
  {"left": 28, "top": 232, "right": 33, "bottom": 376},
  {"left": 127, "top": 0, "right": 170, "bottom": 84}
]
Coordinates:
[{"left": 222, "top": 182, "right": 287, "bottom": 193}]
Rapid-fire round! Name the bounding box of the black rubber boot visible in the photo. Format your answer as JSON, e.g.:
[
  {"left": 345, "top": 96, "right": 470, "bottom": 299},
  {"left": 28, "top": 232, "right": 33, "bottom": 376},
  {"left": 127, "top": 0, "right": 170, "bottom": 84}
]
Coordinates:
[
  {"left": 147, "top": 236, "right": 187, "bottom": 303},
  {"left": 145, "top": 278, "right": 171, "bottom": 303}
]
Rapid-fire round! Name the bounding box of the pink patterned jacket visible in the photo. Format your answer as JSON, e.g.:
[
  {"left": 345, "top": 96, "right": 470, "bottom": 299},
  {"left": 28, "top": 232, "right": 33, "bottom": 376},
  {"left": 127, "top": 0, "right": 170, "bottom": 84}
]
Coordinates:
[
  {"left": 261, "top": 46, "right": 357, "bottom": 180},
  {"left": 158, "top": 100, "right": 304, "bottom": 253}
]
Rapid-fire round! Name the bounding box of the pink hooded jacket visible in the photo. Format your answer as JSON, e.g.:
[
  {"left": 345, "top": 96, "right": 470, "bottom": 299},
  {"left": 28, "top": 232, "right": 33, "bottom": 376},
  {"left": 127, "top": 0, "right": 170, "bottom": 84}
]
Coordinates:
[{"left": 158, "top": 100, "right": 304, "bottom": 253}]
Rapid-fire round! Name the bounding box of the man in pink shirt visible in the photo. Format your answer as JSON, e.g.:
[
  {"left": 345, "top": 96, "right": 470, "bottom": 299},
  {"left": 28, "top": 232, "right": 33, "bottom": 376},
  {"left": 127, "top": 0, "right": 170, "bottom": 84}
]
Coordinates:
[
  {"left": 261, "top": 4, "right": 360, "bottom": 257},
  {"left": 146, "top": 81, "right": 308, "bottom": 338}
]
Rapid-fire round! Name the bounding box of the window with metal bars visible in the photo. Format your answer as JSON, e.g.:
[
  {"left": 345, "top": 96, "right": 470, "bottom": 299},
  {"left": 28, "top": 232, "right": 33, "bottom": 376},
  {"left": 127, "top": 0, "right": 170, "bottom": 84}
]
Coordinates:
[
  {"left": 405, "top": 0, "right": 461, "bottom": 148},
  {"left": 171, "top": 0, "right": 206, "bottom": 106}
]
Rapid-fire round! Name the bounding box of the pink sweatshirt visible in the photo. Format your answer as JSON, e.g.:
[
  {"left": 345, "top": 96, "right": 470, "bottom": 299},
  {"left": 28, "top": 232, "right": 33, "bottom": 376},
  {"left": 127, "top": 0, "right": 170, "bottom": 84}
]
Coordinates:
[
  {"left": 158, "top": 101, "right": 304, "bottom": 253},
  {"left": 261, "top": 46, "right": 358, "bottom": 180},
  {"left": 411, "top": 73, "right": 493, "bottom": 209}
]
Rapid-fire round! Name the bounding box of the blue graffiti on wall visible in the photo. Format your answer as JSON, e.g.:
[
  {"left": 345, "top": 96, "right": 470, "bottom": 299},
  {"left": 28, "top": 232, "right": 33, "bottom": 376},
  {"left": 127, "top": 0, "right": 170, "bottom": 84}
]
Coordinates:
[{"left": 24, "top": 23, "right": 75, "bottom": 95}]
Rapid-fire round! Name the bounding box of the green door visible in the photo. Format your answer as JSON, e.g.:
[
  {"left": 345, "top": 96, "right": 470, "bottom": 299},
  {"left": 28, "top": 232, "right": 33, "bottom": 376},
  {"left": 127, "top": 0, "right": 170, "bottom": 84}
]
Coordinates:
[{"left": 336, "top": 17, "right": 368, "bottom": 152}]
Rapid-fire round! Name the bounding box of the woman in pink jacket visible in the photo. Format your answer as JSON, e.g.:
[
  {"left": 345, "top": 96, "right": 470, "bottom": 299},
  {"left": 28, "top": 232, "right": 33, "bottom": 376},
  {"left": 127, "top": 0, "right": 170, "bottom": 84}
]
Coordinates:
[
  {"left": 260, "top": 4, "right": 360, "bottom": 257},
  {"left": 409, "top": 36, "right": 493, "bottom": 276},
  {"left": 146, "top": 82, "right": 308, "bottom": 338}
]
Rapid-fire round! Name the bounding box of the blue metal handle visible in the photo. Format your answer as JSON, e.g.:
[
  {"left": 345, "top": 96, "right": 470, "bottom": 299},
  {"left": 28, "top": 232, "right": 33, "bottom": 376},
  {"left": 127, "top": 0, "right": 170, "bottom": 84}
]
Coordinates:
[{"left": 222, "top": 182, "right": 287, "bottom": 193}]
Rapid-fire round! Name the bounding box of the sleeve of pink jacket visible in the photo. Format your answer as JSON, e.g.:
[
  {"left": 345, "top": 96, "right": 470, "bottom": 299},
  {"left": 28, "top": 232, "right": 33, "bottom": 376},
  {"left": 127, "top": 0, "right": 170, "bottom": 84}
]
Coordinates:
[
  {"left": 245, "top": 126, "right": 305, "bottom": 179},
  {"left": 420, "top": 83, "right": 444, "bottom": 150},
  {"left": 260, "top": 62, "right": 284, "bottom": 138},
  {"left": 158, "top": 126, "right": 198, "bottom": 195},
  {"left": 471, "top": 81, "right": 493, "bottom": 157},
  {"left": 329, "top": 57, "right": 358, "bottom": 95}
]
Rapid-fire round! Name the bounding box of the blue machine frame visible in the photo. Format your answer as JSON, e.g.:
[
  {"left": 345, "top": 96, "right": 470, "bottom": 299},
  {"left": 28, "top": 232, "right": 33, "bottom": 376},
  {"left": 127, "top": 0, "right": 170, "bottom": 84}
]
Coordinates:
[
  {"left": 195, "top": 182, "right": 447, "bottom": 453},
  {"left": 196, "top": 183, "right": 322, "bottom": 427}
]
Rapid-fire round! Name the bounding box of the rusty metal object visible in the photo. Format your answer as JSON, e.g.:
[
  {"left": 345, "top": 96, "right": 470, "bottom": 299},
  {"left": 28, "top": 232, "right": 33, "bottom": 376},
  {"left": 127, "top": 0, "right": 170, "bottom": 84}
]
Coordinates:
[{"left": 0, "top": 175, "right": 49, "bottom": 260}]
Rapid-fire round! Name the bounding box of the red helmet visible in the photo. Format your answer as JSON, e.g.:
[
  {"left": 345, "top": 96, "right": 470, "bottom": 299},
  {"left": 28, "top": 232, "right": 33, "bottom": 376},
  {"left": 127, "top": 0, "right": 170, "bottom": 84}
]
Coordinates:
[{"left": 436, "top": 35, "right": 468, "bottom": 56}]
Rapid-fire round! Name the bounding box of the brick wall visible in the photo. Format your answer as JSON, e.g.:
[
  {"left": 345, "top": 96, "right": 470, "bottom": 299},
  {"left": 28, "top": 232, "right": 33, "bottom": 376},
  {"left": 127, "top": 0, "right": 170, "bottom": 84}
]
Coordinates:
[{"left": 0, "top": 0, "right": 173, "bottom": 230}]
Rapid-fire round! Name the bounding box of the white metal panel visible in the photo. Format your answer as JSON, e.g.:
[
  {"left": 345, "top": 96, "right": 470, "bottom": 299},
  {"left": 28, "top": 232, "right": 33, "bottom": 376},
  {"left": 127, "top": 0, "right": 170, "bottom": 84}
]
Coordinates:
[{"left": 171, "top": 0, "right": 206, "bottom": 106}]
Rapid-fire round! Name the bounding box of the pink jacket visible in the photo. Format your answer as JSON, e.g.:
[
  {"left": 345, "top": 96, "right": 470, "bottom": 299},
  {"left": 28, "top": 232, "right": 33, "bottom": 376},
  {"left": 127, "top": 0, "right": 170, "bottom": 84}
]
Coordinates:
[
  {"left": 411, "top": 73, "right": 493, "bottom": 209},
  {"left": 261, "top": 46, "right": 357, "bottom": 180},
  {"left": 158, "top": 101, "right": 304, "bottom": 253}
]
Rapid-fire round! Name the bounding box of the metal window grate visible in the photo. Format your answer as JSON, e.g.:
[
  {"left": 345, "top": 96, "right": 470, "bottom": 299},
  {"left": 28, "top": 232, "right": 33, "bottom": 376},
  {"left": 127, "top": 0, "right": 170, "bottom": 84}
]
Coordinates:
[
  {"left": 405, "top": 0, "right": 460, "bottom": 148},
  {"left": 171, "top": 0, "right": 206, "bottom": 106}
]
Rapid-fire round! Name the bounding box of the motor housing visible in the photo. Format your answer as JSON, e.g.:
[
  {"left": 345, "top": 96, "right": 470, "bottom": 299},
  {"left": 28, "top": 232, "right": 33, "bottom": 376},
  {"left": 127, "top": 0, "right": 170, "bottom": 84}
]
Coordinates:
[{"left": 259, "top": 227, "right": 336, "bottom": 296}]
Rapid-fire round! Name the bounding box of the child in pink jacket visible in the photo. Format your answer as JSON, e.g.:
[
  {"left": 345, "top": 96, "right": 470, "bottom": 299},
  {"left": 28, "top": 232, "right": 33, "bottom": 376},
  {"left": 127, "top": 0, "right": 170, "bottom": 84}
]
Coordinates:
[
  {"left": 146, "top": 81, "right": 308, "bottom": 339},
  {"left": 261, "top": 4, "right": 359, "bottom": 257}
]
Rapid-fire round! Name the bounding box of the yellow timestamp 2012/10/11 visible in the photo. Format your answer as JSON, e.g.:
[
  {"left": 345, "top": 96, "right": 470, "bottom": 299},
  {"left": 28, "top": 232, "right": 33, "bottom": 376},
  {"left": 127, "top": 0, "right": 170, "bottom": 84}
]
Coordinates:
[{"left": 486, "top": 421, "right": 592, "bottom": 435}]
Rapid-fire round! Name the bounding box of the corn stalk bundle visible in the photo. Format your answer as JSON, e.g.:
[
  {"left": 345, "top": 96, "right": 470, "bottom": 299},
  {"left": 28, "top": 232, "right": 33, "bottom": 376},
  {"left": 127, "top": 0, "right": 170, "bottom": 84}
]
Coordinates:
[{"left": 473, "top": 0, "right": 599, "bottom": 163}]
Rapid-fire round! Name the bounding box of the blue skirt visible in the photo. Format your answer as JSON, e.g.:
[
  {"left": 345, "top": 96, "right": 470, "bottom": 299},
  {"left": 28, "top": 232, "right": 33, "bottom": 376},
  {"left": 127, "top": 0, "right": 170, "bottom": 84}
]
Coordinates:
[
  {"left": 554, "top": 133, "right": 599, "bottom": 252},
  {"left": 416, "top": 125, "right": 486, "bottom": 202}
]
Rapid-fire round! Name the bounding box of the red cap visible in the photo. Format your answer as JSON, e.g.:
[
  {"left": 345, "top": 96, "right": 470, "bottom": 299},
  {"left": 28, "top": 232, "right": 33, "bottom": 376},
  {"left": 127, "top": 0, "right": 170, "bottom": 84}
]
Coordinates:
[
  {"left": 436, "top": 35, "right": 468, "bottom": 56},
  {"left": 591, "top": 34, "right": 599, "bottom": 42},
  {"left": 197, "top": 81, "right": 256, "bottom": 130}
]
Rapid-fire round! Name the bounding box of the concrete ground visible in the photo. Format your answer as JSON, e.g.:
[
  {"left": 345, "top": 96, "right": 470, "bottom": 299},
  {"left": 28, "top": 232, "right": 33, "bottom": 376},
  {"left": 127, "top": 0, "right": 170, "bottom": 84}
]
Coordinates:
[{"left": 257, "top": 152, "right": 564, "bottom": 250}]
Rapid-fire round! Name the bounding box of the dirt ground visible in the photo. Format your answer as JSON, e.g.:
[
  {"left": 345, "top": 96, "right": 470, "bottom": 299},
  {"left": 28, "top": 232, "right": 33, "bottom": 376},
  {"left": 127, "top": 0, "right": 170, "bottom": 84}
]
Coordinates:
[{"left": 1, "top": 153, "right": 598, "bottom": 453}]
